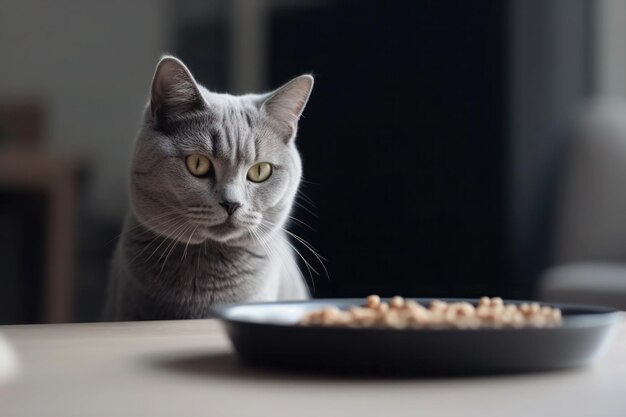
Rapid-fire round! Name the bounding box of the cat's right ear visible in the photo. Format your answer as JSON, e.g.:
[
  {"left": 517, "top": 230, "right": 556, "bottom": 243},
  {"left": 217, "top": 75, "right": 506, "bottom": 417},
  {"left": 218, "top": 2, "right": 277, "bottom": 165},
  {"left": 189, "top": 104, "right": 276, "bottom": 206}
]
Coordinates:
[
  {"left": 259, "top": 75, "right": 314, "bottom": 142},
  {"left": 150, "top": 56, "right": 205, "bottom": 123}
]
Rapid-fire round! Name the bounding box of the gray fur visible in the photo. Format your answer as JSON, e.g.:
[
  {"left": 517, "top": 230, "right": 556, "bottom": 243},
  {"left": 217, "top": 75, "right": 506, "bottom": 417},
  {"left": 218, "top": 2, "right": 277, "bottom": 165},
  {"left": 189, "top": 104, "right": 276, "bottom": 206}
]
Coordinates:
[{"left": 103, "top": 56, "right": 313, "bottom": 321}]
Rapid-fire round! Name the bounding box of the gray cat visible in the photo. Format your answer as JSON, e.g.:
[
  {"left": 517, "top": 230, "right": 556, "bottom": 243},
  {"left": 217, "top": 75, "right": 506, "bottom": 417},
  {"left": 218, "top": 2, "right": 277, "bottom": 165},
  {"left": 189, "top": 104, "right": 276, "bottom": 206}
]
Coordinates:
[{"left": 103, "top": 56, "right": 312, "bottom": 321}]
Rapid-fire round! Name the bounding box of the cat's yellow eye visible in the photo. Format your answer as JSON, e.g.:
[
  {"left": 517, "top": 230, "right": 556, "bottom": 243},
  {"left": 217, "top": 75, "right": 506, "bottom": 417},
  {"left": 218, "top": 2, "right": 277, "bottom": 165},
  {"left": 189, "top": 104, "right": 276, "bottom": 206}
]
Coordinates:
[
  {"left": 186, "top": 154, "right": 211, "bottom": 177},
  {"left": 247, "top": 162, "right": 272, "bottom": 183}
]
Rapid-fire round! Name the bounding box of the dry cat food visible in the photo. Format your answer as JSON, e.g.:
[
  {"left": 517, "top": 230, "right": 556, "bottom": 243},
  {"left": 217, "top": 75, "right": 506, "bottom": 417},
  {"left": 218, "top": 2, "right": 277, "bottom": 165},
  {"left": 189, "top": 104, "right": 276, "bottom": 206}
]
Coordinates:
[{"left": 298, "top": 295, "right": 563, "bottom": 329}]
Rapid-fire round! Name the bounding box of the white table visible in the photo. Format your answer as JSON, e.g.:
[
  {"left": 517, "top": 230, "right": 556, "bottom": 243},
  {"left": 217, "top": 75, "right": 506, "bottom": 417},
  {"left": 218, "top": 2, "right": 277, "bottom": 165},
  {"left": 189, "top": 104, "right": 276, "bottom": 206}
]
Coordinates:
[{"left": 1, "top": 317, "right": 625, "bottom": 417}]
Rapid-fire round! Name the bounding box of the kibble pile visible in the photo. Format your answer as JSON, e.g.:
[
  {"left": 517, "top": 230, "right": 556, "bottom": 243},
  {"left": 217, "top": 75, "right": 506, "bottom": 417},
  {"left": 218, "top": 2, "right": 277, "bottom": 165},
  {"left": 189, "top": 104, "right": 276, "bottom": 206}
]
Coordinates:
[{"left": 298, "top": 295, "right": 563, "bottom": 329}]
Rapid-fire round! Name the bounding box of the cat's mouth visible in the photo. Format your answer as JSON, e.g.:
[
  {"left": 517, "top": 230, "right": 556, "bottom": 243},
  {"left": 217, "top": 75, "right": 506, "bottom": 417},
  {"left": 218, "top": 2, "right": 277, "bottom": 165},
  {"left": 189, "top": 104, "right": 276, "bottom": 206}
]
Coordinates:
[
  {"left": 208, "top": 220, "right": 238, "bottom": 234},
  {"left": 200, "top": 219, "right": 255, "bottom": 244},
  {"left": 190, "top": 212, "right": 262, "bottom": 243}
]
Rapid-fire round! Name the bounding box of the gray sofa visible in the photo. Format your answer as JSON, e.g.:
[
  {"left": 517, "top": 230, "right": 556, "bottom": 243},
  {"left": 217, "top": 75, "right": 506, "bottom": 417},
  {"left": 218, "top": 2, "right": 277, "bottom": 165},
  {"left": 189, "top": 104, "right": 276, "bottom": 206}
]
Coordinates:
[{"left": 538, "top": 98, "right": 626, "bottom": 310}]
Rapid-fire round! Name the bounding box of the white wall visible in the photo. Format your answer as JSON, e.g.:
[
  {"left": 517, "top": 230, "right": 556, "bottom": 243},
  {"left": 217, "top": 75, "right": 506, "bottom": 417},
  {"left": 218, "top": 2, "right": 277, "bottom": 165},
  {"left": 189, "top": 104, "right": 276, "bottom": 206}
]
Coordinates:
[
  {"left": 509, "top": 0, "right": 592, "bottom": 283},
  {"left": 227, "top": 0, "right": 329, "bottom": 93},
  {"left": 0, "top": 0, "right": 171, "bottom": 220},
  {"left": 595, "top": 0, "right": 626, "bottom": 96}
]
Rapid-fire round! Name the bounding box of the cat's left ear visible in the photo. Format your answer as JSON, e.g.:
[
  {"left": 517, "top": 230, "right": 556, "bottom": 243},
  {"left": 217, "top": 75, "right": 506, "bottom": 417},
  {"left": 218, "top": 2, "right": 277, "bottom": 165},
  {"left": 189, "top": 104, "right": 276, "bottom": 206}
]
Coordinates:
[
  {"left": 150, "top": 56, "right": 205, "bottom": 123},
  {"left": 260, "top": 75, "right": 314, "bottom": 142}
]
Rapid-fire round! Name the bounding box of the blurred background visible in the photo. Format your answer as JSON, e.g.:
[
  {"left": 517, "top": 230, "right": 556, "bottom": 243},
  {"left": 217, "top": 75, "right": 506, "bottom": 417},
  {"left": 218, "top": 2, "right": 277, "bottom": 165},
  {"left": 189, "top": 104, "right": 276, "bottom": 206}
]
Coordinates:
[{"left": 1, "top": 0, "right": 626, "bottom": 324}]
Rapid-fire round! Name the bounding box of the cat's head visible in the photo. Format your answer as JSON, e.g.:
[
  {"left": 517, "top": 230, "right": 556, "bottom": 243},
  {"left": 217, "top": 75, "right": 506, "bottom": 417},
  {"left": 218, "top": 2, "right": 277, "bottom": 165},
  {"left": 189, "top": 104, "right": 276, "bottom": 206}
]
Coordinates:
[{"left": 130, "top": 56, "right": 313, "bottom": 246}]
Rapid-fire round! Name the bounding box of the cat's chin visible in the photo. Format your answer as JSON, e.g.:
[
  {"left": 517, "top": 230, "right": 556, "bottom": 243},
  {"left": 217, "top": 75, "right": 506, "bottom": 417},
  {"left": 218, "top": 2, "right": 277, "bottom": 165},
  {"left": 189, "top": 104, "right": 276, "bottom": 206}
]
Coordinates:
[{"left": 199, "top": 223, "right": 251, "bottom": 245}]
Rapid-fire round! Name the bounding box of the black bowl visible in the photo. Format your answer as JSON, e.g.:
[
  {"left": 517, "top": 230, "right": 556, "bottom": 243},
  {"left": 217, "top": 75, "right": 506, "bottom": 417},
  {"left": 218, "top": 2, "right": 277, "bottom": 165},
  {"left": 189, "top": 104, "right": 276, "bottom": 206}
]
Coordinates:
[{"left": 212, "top": 298, "right": 621, "bottom": 376}]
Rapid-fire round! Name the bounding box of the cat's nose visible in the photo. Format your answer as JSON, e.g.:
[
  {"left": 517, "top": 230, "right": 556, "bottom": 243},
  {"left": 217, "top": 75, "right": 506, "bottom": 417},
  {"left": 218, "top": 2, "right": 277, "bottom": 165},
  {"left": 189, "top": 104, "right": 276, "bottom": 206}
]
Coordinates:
[{"left": 219, "top": 201, "right": 241, "bottom": 215}]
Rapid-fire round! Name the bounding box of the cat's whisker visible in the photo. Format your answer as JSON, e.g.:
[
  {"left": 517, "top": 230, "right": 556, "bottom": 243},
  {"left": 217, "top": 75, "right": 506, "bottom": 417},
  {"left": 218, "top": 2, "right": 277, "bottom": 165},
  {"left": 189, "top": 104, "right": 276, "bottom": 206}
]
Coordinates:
[
  {"left": 158, "top": 222, "right": 193, "bottom": 277},
  {"left": 182, "top": 224, "right": 200, "bottom": 261},
  {"left": 282, "top": 229, "right": 327, "bottom": 261},
  {"left": 248, "top": 228, "right": 270, "bottom": 262},
  {"left": 262, "top": 219, "right": 329, "bottom": 281},
  {"left": 141, "top": 211, "right": 184, "bottom": 230},
  {"left": 271, "top": 230, "right": 313, "bottom": 292},
  {"left": 130, "top": 216, "right": 188, "bottom": 265},
  {"left": 262, "top": 218, "right": 324, "bottom": 258},
  {"left": 255, "top": 222, "right": 316, "bottom": 292},
  {"left": 249, "top": 229, "right": 278, "bottom": 286},
  {"left": 128, "top": 213, "right": 185, "bottom": 243},
  {"left": 279, "top": 232, "right": 319, "bottom": 278},
  {"left": 140, "top": 217, "right": 186, "bottom": 263},
  {"left": 293, "top": 201, "right": 318, "bottom": 218},
  {"left": 161, "top": 222, "right": 192, "bottom": 264},
  {"left": 296, "top": 189, "right": 317, "bottom": 208},
  {"left": 283, "top": 229, "right": 330, "bottom": 280},
  {"left": 283, "top": 228, "right": 329, "bottom": 281},
  {"left": 287, "top": 215, "right": 315, "bottom": 231},
  {"left": 257, "top": 222, "right": 319, "bottom": 276},
  {"left": 193, "top": 240, "right": 206, "bottom": 287},
  {"left": 187, "top": 206, "right": 214, "bottom": 213},
  {"left": 274, "top": 230, "right": 316, "bottom": 293},
  {"left": 249, "top": 227, "right": 273, "bottom": 260},
  {"left": 136, "top": 216, "right": 189, "bottom": 243},
  {"left": 106, "top": 211, "right": 179, "bottom": 245},
  {"left": 148, "top": 218, "right": 190, "bottom": 263}
]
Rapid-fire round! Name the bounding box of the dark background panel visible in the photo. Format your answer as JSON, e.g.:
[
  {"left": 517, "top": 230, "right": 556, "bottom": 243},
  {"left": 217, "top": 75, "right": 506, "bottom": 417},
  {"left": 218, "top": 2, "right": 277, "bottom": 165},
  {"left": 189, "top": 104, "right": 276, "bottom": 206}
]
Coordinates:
[{"left": 269, "top": 0, "right": 510, "bottom": 298}]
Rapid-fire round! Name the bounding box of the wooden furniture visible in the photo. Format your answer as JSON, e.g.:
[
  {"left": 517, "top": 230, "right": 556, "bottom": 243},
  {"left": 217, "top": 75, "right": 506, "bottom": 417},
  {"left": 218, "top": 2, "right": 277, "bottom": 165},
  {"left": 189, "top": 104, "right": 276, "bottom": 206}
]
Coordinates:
[
  {"left": 1, "top": 317, "right": 625, "bottom": 416},
  {"left": 0, "top": 149, "right": 78, "bottom": 323}
]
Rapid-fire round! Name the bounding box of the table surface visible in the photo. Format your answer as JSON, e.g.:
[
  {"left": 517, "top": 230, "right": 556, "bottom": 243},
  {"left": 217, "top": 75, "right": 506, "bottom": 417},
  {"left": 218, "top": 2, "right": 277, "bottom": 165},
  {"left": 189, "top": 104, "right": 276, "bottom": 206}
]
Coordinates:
[{"left": 1, "top": 317, "right": 625, "bottom": 417}]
